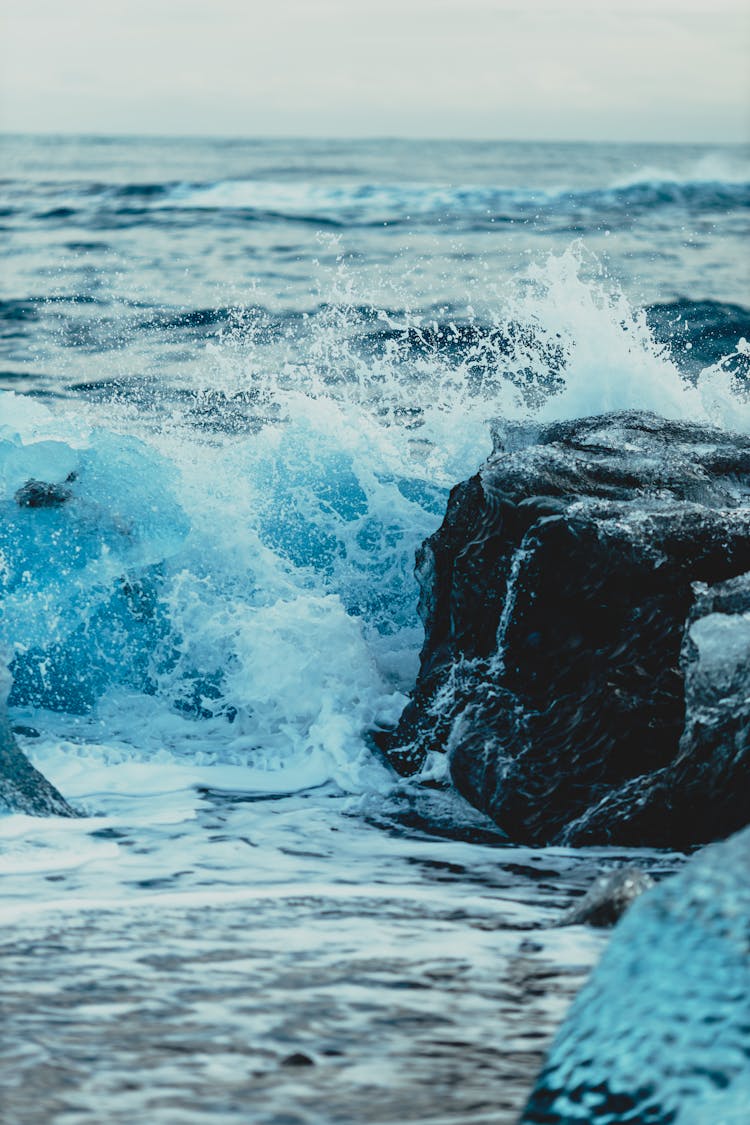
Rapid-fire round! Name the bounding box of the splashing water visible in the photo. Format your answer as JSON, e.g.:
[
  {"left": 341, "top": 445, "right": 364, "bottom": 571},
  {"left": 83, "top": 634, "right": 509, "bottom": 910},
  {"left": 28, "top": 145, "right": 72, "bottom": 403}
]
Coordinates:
[
  {"left": 3, "top": 245, "right": 749, "bottom": 800},
  {"left": 2, "top": 132, "right": 748, "bottom": 1121},
  {"left": 2, "top": 131, "right": 749, "bottom": 1125}
]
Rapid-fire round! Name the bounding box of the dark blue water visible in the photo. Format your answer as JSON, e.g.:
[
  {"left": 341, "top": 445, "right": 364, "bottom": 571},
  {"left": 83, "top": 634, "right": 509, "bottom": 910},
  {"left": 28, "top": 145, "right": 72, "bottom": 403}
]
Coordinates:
[{"left": 2, "top": 136, "right": 748, "bottom": 395}]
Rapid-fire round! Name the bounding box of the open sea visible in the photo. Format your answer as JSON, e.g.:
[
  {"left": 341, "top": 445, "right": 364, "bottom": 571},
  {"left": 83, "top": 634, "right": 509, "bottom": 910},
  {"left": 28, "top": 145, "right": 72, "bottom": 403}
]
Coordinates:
[{"left": 1, "top": 135, "right": 749, "bottom": 1124}]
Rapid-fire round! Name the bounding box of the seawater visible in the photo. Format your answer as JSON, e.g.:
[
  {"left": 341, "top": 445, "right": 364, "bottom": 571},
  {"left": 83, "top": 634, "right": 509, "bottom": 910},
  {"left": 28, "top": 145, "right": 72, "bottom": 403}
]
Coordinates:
[{"left": 1, "top": 136, "right": 748, "bottom": 1124}]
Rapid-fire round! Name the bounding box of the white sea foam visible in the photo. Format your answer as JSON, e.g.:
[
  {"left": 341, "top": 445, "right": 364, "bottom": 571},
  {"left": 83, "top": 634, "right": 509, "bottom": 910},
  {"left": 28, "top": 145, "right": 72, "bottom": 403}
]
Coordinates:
[
  {"left": 163, "top": 180, "right": 483, "bottom": 217},
  {"left": 159, "top": 158, "right": 749, "bottom": 221},
  {"left": 501, "top": 248, "right": 707, "bottom": 424},
  {"left": 607, "top": 150, "right": 750, "bottom": 191},
  {"left": 2, "top": 246, "right": 748, "bottom": 819}
]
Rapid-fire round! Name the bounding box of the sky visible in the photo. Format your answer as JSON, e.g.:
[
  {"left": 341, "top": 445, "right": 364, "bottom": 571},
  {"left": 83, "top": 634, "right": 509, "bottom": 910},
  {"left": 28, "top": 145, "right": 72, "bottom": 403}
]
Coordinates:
[{"left": 1, "top": 0, "right": 749, "bottom": 142}]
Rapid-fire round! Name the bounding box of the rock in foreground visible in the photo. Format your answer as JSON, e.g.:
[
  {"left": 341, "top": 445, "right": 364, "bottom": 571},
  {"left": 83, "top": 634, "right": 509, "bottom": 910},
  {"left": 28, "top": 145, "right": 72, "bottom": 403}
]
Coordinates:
[
  {"left": 522, "top": 825, "right": 750, "bottom": 1123},
  {"left": 387, "top": 411, "right": 750, "bottom": 847}
]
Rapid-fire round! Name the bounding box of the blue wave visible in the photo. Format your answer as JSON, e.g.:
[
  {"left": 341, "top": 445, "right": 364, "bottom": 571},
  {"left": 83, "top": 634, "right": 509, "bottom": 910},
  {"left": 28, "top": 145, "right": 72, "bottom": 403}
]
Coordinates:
[{"left": 11, "top": 176, "right": 750, "bottom": 229}]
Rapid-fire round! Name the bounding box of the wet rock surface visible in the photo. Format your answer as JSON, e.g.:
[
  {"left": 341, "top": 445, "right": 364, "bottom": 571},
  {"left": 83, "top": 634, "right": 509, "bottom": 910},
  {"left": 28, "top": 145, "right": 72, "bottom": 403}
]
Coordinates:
[
  {"left": 0, "top": 645, "right": 75, "bottom": 816},
  {"left": 387, "top": 411, "right": 750, "bottom": 847},
  {"left": 14, "top": 476, "right": 75, "bottom": 509},
  {"left": 559, "top": 867, "right": 654, "bottom": 928},
  {"left": 522, "top": 824, "right": 750, "bottom": 1124},
  {"left": 0, "top": 703, "right": 75, "bottom": 817}
]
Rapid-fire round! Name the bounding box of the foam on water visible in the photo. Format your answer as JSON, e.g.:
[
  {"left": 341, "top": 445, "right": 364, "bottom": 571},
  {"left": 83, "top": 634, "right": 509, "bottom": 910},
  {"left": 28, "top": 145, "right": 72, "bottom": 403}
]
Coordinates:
[
  {"left": 1, "top": 244, "right": 737, "bottom": 1125},
  {"left": 3, "top": 247, "right": 749, "bottom": 810},
  {"left": 0, "top": 243, "right": 746, "bottom": 989},
  {"left": 504, "top": 248, "right": 750, "bottom": 425},
  {"left": 2, "top": 134, "right": 747, "bottom": 1122},
  {"left": 607, "top": 149, "right": 750, "bottom": 190},
  {"left": 156, "top": 175, "right": 750, "bottom": 226}
]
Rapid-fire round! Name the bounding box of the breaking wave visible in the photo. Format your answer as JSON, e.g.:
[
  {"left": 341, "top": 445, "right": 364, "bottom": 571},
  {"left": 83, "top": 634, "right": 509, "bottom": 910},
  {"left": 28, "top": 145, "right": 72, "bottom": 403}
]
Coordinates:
[
  {"left": 15, "top": 173, "right": 750, "bottom": 229},
  {"left": 2, "top": 247, "right": 749, "bottom": 798}
]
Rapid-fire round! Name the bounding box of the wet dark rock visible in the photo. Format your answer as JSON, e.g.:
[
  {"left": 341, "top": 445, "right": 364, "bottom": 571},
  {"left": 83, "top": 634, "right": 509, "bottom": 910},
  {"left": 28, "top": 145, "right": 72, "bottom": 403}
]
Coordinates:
[
  {"left": 1, "top": 702, "right": 76, "bottom": 817},
  {"left": 568, "top": 570, "right": 750, "bottom": 845},
  {"left": 386, "top": 411, "right": 750, "bottom": 847},
  {"left": 560, "top": 867, "right": 654, "bottom": 928},
  {"left": 281, "top": 1052, "right": 315, "bottom": 1067},
  {"left": 15, "top": 476, "right": 75, "bottom": 508},
  {"left": 522, "top": 824, "right": 750, "bottom": 1123}
]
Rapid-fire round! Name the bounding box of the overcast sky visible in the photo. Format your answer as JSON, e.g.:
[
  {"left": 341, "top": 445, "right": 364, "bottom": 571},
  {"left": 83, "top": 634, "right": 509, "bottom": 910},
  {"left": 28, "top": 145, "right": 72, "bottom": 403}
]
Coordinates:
[{"left": 1, "top": 0, "right": 748, "bottom": 142}]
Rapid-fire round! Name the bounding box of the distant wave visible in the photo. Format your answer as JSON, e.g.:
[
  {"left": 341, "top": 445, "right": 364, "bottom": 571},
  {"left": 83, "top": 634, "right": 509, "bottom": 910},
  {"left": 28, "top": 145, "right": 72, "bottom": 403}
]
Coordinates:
[
  {"left": 607, "top": 152, "right": 750, "bottom": 190},
  {"left": 15, "top": 175, "right": 750, "bottom": 228},
  {"left": 157, "top": 178, "right": 750, "bottom": 224}
]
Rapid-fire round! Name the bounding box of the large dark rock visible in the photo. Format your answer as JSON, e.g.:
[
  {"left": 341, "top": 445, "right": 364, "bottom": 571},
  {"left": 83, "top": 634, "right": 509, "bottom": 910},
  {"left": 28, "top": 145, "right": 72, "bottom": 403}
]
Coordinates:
[
  {"left": 522, "top": 824, "right": 750, "bottom": 1124},
  {"left": 0, "top": 701, "right": 76, "bottom": 817},
  {"left": 386, "top": 411, "right": 750, "bottom": 846}
]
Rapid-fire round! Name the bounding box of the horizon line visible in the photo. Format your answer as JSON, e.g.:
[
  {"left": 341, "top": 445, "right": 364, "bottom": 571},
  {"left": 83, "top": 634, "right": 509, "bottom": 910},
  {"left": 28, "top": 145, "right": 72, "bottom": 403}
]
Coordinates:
[{"left": 2, "top": 130, "right": 749, "bottom": 148}]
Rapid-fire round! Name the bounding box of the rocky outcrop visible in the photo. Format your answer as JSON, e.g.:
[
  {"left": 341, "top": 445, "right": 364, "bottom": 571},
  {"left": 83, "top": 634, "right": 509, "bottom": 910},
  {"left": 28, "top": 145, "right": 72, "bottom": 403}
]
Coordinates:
[
  {"left": 0, "top": 703, "right": 75, "bottom": 817},
  {"left": 385, "top": 411, "right": 750, "bottom": 847},
  {"left": 0, "top": 650, "right": 75, "bottom": 816},
  {"left": 522, "top": 824, "right": 750, "bottom": 1123}
]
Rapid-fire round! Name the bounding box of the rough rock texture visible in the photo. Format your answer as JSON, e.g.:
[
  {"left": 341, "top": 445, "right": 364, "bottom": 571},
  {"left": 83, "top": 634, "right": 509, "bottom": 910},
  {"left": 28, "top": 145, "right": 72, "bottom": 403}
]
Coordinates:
[
  {"left": 560, "top": 867, "right": 654, "bottom": 928},
  {"left": 386, "top": 411, "right": 750, "bottom": 846},
  {"left": 15, "top": 476, "right": 75, "bottom": 508},
  {"left": 569, "top": 570, "right": 750, "bottom": 845},
  {"left": 0, "top": 702, "right": 75, "bottom": 817},
  {"left": 522, "top": 825, "right": 750, "bottom": 1124}
]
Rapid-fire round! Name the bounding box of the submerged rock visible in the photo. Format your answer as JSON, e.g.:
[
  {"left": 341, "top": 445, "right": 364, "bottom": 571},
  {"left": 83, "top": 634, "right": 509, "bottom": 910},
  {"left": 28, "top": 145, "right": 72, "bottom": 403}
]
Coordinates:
[
  {"left": 386, "top": 411, "right": 750, "bottom": 846},
  {"left": 15, "top": 475, "right": 75, "bottom": 508},
  {"left": 522, "top": 825, "right": 750, "bottom": 1124},
  {"left": 281, "top": 1052, "right": 316, "bottom": 1067},
  {"left": 560, "top": 867, "right": 654, "bottom": 928}
]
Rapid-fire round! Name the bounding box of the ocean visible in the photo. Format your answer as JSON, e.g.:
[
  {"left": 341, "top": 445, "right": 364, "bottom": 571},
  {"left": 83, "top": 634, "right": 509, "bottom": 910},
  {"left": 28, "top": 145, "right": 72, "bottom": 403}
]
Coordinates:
[{"left": 1, "top": 135, "right": 749, "bottom": 1124}]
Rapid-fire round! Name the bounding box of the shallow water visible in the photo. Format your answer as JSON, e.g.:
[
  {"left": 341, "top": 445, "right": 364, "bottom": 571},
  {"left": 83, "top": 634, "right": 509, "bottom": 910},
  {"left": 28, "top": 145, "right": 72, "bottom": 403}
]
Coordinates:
[
  {"left": 1, "top": 136, "right": 748, "bottom": 1123},
  {"left": 2, "top": 773, "right": 682, "bottom": 1125}
]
